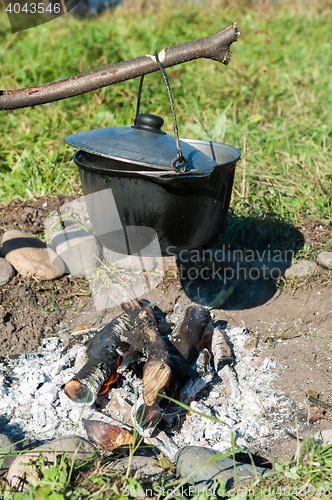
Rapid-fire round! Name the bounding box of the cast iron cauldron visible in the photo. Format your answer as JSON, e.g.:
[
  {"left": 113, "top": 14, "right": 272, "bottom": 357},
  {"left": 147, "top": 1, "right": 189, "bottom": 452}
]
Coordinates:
[
  {"left": 66, "top": 113, "right": 240, "bottom": 256},
  {"left": 0, "top": 26, "right": 241, "bottom": 256}
]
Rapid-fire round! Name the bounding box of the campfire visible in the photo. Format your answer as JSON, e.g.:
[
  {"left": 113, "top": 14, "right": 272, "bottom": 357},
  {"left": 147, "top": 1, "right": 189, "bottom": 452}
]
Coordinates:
[
  {"left": 64, "top": 299, "right": 215, "bottom": 450},
  {"left": 0, "top": 298, "right": 305, "bottom": 461}
]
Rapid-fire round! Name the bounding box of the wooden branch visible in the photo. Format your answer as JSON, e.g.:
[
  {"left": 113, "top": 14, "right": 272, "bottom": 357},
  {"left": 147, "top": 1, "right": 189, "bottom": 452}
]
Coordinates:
[
  {"left": 143, "top": 361, "right": 172, "bottom": 407},
  {"left": 0, "top": 24, "right": 239, "bottom": 110},
  {"left": 64, "top": 319, "right": 123, "bottom": 405},
  {"left": 211, "top": 326, "right": 234, "bottom": 372},
  {"left": 120, "top": 300, "right": 172, "bottom": 407}
]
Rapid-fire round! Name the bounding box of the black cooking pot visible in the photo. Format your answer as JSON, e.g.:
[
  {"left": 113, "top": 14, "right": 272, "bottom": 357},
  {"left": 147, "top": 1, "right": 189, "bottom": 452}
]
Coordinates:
[{"left": 66, "top": 112, "right": 240, "bottom": 256}]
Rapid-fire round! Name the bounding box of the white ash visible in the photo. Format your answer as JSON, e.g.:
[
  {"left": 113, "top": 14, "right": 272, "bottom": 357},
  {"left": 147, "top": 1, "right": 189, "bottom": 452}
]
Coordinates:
[
  {"left": 0, "top": 339, "right": 88, "bottom": 442},
  {"left": 173, "top": 327, "right": 305, "bottom": 453},
  {"left": 0, "top": 327, "right": 305, "bottom": 458}
]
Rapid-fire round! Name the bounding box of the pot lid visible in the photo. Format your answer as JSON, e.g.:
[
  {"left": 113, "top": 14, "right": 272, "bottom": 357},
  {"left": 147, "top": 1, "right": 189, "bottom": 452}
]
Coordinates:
[{"left": 65, "top": 113, "right": 218, "bottom": 173}]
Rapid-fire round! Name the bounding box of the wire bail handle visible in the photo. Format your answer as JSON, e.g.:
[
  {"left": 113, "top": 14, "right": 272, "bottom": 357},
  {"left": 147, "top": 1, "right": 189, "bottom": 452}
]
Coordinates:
[{"left": 134, "top": 53, "right": 189, "bottom": 174}]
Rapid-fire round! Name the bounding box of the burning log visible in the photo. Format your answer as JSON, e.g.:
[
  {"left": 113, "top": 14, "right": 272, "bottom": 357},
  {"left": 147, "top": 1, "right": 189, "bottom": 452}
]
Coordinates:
[
  {"left": 169, "top": 306, "right": 211, "bottom": 361},
  {"left": 120, "top": 300, "right": 173, "bottom": 407},
  {"left": 143, "top": 361, "right": 172, "bottom": 406},
  {"left": 64, "top": 299, "right": 213, "bottom": 419},
  {"left": 180, "top": 349, "right": 214, "bottom": 406},
  {"left": 133, "top": 306, "right": 213, "bottom": 434},
  {"left": 64, "top": 319, "right": 123, "bottom": 405},
  {"left": 83, "top": 419, "right": 134, "bottom": 450},
  {"left": 211, "top": 326, "right": 240, "bottom": 398},
  {"left": 138, "top": 304, "right": 211, "bottom": 406}
]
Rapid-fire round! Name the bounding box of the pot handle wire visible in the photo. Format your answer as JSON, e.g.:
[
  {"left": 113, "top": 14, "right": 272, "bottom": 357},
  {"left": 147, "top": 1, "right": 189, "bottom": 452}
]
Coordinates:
[{"left": 134, "top": 53, "right": 189, "bottom": 174}]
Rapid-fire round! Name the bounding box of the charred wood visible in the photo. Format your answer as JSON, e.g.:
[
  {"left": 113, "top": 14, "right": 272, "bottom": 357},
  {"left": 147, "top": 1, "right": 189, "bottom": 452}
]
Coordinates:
[
  {"left": 169, "top": 306, "right": 211, "bottom": 361},
  {"left": 64, "top": 319, "right": 123, "bottom": 405},
  {"left": 83, "top": 419, "right": 134, "bottom": 450}
]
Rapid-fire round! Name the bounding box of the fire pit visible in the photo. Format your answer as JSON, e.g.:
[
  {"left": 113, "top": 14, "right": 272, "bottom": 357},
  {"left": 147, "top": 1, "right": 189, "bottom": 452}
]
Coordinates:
[{"left": 0, "top": 299, "right": 305, "bottom": 461}]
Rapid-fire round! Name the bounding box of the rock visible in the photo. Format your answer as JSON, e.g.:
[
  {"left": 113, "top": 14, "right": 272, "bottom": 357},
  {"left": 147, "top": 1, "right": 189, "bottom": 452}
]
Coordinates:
[
  {"left": 1, "top": 230, "right": 65, "bottom": 280},
  {"left": 110, "top": 456, "right": 174, "bottom": 485},
  {"left": 317, "top": 251, "right": 332, "bottom": 269},
  {"left": 0, "top": 258, "right": 16, "bottom": 285},
  {"left": 284, "top": 260, "right": 320, "bottom": 279},
  {"left": 103, "top": 247, "right": 156, "bottom": 272},
  {"left": 59, "top": 197, "right": 92, "bottom": 232},
  {"left": 51, "top": 228, "right": 101, "bottom": 277},
  {"left": 1, "top": 229, "right": 45, "bottom": 255},
  {"left": 0, "top": 433, "right": 18, "bottom": 477},
  {"left": 6, "top": 436, "right": 98, "bottom": 492},
  {"left": 314, "top": 429, "right": 332, "bottom": 445},
  {"left": 175, "top": 446, "right": 271, "bottom": 490}
]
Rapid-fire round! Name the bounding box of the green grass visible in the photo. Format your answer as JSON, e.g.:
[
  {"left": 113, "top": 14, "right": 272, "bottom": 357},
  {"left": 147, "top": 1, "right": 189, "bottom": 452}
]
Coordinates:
[
  {"left": 0, "top": 0, "right": 331, "bottom": 227},
  {"left": 1, "top": 0, "right": 332, "bottom": 497},
  {"left": 2, "top": 406, "right": 332, "bottom": 499}
]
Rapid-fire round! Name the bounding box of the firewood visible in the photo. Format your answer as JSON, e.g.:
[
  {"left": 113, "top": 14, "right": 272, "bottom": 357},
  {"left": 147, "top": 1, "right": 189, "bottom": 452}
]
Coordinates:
[
  {"left": 135, "top": 400, "right": 164, "bottom": 436},
  {"left": 120, "top": 300, "right": 173, "bottom": 406},
  {"left": 64, "top": 319, "right": 123, "bottom": 405},
  {"left": 169, "top": 306, "right": 211, "bottom": 361},
  {"left": 65, "top": 300, "right": 212, "bottom": 409},
  {"left": 141, "top": 306, "right": 211, "bottom": 406},
  {"left": 143, "top": 360, "right": 172, "bottom": 406},
  {"left": 83, "top": 419, "right": 134, "bottom": 450},
  {"left": 211, "top": 326, "right": 234, "bottom": 372}
]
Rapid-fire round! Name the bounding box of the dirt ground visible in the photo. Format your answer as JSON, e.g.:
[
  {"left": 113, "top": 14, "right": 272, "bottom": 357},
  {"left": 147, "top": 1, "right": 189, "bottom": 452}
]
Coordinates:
[{"left": 0, "top": 195, "right": 332, "bottom": 462}]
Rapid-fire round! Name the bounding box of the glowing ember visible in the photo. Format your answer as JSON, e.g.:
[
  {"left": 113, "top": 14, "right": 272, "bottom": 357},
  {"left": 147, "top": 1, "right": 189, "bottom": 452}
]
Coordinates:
[{"left": 98, "top": 356, "right": 121, "bottom": 396}]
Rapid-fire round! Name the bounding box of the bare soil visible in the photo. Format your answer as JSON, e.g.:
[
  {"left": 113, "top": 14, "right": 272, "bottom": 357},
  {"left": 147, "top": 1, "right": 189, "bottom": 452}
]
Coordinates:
[{"left": 0, "top": 196, "right": 332, "bottom": 462}]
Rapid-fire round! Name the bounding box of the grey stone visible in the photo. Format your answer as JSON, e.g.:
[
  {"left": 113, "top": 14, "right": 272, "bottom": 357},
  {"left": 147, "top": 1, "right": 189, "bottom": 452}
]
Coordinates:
[
  {"left": 59, "top": 197, "right": 92, "bottom": 232},
  {"left": 284, "top": 260, "right": 320, "bottom": 279},
  {"left": 0, "top": 257, "right": 16, "bottom": 285},
  {"left": 175, "top": 446, "right": 271, "bottom": 490},
  {"left": 103, "top": 246, "right": 156, "bottom": 272},
  {"left": 0, "top": 433, "right": 18, "bottom": 477},
  {"left": 317, "top": 251, "right": 332, "bottom": 269},
  {"left": 314, "top": 429, "right": 332, "bottom": 445},
  {"left": 109, "top": 456, "right": 174, "bottom": 484},
  {"left": 6, "top": 436, "right": 98, "bottom": 492},
  {"left": 1, "top": 230, "right": 66, "bottom": 280},
  {"left": 51, "top": 228, "right": 101, "bottom": 277}
]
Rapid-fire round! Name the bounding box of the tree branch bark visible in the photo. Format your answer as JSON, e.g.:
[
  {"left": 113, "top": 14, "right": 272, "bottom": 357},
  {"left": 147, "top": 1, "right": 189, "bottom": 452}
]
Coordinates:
[{"left": 0, "top": 24, "right": 239, "bottom": 110}]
